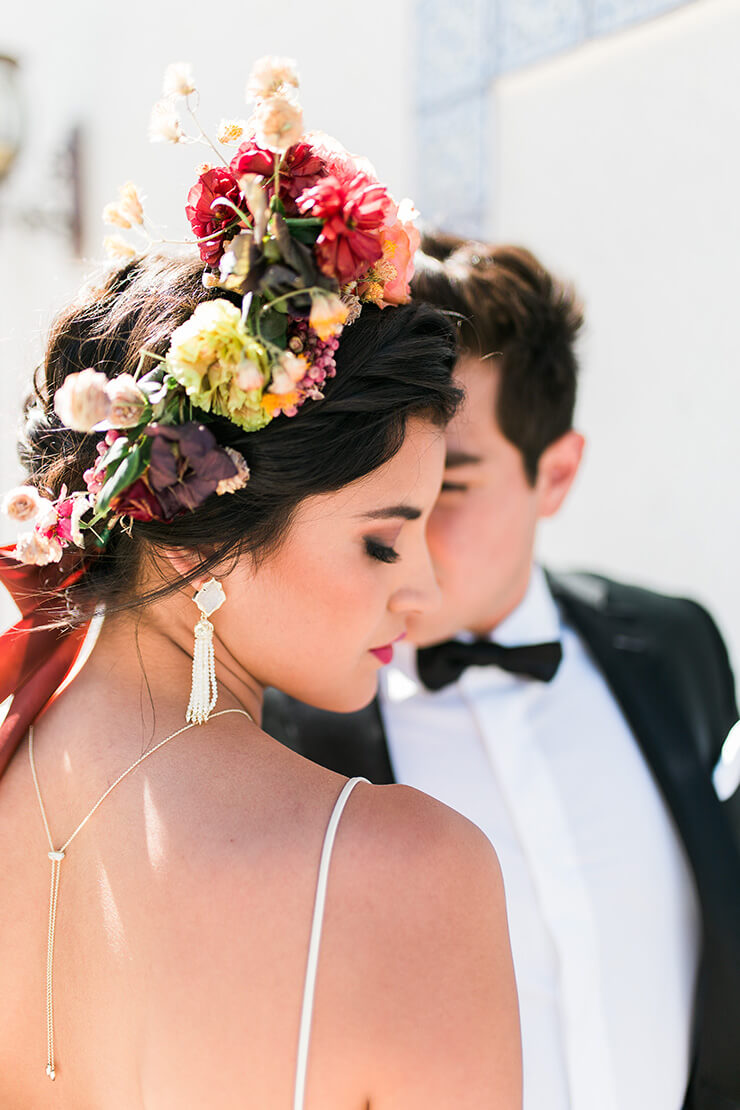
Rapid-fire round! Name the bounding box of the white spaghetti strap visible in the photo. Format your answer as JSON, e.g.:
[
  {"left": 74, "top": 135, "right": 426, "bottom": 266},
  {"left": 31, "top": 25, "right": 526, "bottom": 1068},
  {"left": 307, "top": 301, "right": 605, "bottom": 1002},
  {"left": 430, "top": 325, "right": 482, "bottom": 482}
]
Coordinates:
[{"left": 293, "top": 776, "right": 368, "bottom": 1110}]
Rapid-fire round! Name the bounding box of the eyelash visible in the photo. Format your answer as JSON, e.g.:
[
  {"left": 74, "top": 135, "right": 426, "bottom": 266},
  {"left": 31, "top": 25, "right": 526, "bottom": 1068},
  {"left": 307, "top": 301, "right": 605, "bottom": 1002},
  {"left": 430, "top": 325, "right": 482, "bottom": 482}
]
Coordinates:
[
  {"left": 441, "top": 481, "right": 468, "bottom": 492},
  {"left": 364, "top": 538, "right": 400, "bottom": 564}
]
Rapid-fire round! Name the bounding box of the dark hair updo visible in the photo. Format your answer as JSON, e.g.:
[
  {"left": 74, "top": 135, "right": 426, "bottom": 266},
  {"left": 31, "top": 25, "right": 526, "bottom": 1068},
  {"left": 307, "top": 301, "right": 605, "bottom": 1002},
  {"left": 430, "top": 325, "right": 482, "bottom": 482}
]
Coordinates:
[{"left": 20, "top": 253, "right": 460, "bottom": 619}]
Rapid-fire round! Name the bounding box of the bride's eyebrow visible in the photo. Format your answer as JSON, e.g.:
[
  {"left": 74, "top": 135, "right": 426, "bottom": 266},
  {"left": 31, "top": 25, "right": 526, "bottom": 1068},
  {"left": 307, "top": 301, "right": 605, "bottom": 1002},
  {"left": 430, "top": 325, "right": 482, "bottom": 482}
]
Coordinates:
[{"left": 358, "top": 505, "right": 422, "bottom": 521}]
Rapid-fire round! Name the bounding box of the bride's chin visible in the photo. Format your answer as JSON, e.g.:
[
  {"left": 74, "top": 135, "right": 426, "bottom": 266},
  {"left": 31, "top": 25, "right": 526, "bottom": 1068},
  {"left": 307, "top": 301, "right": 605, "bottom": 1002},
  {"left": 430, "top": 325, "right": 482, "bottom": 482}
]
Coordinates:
[{"left": 285, "top": 671, "right": 379, "bottom": 716}]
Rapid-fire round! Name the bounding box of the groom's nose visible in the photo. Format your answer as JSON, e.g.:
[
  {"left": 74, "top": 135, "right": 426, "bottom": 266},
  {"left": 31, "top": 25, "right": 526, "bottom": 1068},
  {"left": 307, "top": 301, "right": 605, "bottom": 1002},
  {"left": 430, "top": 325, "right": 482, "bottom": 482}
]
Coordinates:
[{"left": 389, "top": 551, "right": 442, "bottom": 617}]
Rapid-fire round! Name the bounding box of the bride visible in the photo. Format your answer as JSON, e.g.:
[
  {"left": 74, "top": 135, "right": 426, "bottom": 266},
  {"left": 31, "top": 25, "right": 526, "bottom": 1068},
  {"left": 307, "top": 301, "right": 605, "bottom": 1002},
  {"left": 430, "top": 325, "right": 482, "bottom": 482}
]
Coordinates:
[{"left": 0, "top": 59, "right": 521, "bottom": 1108}]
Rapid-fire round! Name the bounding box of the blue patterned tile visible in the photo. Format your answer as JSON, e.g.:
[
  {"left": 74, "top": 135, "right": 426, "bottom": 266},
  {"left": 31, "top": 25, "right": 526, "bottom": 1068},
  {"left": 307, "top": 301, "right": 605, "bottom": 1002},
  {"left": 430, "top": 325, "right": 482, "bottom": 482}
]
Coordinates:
[
  {"left": 496, "top": 0, "right": 588, "bottom": 74},
  {"left": 413, "top": 0, "right": 695, "bottom": 239},
  {"left": 590, "top": 0, "right": 690, "bottom": 35},
  {"left": 416, "top": 94, "right": 489, "bottom": 236}
]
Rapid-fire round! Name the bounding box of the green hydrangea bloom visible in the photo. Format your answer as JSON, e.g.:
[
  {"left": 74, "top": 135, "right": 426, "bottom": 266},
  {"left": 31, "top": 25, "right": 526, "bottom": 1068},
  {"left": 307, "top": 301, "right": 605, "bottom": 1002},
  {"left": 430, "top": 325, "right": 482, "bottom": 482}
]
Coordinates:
[{"left": 165, "top": 299, "right": 272, "bottom": 431}]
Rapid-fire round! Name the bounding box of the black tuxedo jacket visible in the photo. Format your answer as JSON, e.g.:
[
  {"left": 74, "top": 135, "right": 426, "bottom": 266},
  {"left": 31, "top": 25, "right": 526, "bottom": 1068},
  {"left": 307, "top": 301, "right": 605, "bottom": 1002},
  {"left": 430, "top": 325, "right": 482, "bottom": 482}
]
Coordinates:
[{"left": 263, "top": 572, "right": 740, "bottom": 1110}]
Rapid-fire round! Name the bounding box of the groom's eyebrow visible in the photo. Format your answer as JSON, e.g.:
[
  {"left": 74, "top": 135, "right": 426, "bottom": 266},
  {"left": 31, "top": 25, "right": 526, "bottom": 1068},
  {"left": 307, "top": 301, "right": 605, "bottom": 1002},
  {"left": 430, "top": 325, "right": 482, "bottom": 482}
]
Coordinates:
[
  {"left": 360, "top": 505, "right": 422, "bottom": 521},
  {"left": 445, "top": 449, "right": 483, "bottom": 468}
]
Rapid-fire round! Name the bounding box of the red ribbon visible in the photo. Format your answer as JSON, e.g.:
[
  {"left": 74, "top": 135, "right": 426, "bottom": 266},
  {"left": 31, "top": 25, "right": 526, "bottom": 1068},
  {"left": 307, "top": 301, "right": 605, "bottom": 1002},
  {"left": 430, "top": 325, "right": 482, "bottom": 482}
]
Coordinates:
[{"left": 0, "top": 545, "right": 90, "bottom": 779}]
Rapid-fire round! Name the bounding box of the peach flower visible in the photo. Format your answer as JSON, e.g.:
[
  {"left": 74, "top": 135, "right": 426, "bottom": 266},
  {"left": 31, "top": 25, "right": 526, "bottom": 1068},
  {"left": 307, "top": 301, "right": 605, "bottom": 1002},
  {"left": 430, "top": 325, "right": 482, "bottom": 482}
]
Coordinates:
[{"left": 377, "top": 198, "right": 421, "bottom": 306}]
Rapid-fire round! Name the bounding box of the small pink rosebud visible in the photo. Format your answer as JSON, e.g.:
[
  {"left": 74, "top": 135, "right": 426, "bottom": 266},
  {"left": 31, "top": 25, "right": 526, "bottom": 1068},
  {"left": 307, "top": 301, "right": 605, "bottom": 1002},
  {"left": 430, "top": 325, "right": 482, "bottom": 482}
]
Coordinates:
[
  {"left": 54, "top": 369, "right": 111, "bottom": 433},
  {"left": 106, "top": 374, "right": 147, "bottom": 429},
  {"left": 1, "top": 486, "right": 53, "bottom": 523}
]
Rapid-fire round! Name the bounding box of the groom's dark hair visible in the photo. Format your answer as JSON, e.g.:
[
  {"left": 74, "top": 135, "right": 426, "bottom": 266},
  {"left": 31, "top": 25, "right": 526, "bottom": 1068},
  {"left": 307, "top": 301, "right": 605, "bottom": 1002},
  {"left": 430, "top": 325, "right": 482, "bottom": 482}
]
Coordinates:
[{"left": 411, "top": 231, "right": 584, "bottom": 484}]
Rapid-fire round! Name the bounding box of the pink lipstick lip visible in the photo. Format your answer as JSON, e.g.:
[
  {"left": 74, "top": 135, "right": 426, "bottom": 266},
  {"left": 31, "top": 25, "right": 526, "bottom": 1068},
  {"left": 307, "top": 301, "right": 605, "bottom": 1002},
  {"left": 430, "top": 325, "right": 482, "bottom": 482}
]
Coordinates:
[{"left": 369, "top": 631, "right": 406, "bottom": 665}]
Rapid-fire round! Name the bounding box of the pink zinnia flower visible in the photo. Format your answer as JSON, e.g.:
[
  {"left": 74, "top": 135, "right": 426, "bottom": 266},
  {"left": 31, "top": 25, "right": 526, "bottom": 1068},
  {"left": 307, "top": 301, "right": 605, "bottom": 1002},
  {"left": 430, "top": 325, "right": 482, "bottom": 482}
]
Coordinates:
[{"left": 297, "top": 172, "right": 391, "bottom": 283}]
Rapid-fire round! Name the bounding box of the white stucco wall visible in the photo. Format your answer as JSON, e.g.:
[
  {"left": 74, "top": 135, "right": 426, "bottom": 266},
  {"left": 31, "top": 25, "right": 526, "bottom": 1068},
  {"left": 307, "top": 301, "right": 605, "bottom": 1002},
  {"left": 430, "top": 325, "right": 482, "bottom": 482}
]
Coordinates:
[{"left": 492, "top": 0, "right": 740, "bottom": 673}]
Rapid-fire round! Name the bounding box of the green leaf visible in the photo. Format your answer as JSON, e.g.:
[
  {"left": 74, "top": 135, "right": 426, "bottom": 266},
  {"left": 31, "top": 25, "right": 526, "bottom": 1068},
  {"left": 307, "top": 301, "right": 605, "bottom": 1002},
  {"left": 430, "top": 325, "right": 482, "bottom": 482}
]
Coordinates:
[
  {"left": 259, "top": 310, "right": 288, "bottom": 344},
  {"left": 101, "top": 435, "right": 131, "bottom": 471},
  {"left": 95, "top": 441, "right": 150, "bottom": 518},
  {"left": 284, "top": 217, "right": 323, "bottom": 245}
]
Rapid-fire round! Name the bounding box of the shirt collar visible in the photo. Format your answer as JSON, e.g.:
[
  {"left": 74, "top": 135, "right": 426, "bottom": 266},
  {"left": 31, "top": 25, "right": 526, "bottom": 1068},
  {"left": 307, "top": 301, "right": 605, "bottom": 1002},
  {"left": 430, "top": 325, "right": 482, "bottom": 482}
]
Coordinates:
[{"left": 489, "top": 564, "right": 560, "bottom": 647}]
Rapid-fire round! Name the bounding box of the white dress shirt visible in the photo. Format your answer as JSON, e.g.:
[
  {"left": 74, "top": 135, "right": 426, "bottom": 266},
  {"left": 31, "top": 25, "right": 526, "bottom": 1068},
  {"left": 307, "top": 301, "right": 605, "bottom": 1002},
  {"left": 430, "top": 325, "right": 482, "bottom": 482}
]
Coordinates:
[{"left": 379, "top": 566, "right": 700, "bottom": 1110}]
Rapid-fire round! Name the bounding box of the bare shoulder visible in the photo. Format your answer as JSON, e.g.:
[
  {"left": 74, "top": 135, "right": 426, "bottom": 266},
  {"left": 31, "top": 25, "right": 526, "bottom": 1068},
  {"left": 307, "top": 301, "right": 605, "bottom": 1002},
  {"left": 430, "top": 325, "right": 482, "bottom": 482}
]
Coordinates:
[
  {"left": 328, "top": 781, "right": 510, "bottom": 977},
  {"left": 336, "top": 780, "right": 506, "bottom": 915},
  {"left": 316, "top": 783, "right": 522, "bottom": 1109}
]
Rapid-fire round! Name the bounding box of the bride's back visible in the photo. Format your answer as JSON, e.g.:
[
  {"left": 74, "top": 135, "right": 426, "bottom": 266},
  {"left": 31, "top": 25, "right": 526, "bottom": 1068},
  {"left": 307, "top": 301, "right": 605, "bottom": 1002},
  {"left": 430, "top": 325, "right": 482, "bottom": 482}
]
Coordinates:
[{"left": 0, "top": 694, "right": 516, "bottom": 1109}]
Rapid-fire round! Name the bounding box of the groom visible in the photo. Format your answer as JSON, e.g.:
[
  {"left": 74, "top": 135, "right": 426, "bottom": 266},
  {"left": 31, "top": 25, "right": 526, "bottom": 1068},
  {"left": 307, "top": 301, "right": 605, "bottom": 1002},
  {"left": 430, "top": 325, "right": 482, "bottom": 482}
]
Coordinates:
[{"left": 263, "top": 235, "right": 740, "bottom": 1110}]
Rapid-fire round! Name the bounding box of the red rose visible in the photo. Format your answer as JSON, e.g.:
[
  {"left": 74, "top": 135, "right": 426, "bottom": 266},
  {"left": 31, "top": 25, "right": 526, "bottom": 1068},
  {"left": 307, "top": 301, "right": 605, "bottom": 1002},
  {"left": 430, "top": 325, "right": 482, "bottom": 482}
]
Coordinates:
[
  {"left": 229, "top": 139, "right": 275, "bottom": 181},
  {"left": 185, "top": 167, "right": 242, "bottom": 266},
  {"left": 297, "top": 172, "right": 391, "bottom": 283},
  {"left": 111, "top": 476, "right": 166, "bottom": 522}
]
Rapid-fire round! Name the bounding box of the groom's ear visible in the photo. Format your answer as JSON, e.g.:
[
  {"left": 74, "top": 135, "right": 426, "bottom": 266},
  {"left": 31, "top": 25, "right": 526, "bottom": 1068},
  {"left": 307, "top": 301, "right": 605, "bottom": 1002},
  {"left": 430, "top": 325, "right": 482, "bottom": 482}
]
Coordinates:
[{"left": 534, "top": 430, "right": 585, "bottom": 518}]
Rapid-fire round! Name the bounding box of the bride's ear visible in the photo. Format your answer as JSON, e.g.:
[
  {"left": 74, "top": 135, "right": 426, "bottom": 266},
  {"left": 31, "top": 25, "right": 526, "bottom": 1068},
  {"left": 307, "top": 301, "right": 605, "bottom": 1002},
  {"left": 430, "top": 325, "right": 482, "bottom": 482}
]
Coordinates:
[{"left": 161, "top": 548, "right": 211, "bottom": 593}]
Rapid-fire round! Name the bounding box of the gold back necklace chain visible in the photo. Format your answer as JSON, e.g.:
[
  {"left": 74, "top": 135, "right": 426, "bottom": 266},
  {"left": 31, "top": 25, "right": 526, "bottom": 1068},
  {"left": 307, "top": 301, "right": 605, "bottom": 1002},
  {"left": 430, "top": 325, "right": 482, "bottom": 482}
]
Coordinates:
[{"left": 27, "top": 705, "right": 254, "bottom": 1081}]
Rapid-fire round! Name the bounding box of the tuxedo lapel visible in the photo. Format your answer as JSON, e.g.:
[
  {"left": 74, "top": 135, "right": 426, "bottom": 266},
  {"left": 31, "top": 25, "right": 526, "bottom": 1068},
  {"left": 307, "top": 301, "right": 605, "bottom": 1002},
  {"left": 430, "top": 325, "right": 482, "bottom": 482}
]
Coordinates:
[
  {"left": 294, "top": 698, "right": 395, "bottom": 784},
  {"left": 549, "top": 572, "right": 740, "bottom": 1109}
]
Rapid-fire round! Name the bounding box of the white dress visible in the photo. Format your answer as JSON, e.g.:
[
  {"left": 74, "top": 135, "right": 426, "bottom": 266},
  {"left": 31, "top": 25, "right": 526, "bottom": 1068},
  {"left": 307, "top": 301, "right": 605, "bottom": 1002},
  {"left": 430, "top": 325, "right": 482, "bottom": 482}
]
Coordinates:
[{"left": 293, "top": 776, "right": 367, "bottom": 1110}]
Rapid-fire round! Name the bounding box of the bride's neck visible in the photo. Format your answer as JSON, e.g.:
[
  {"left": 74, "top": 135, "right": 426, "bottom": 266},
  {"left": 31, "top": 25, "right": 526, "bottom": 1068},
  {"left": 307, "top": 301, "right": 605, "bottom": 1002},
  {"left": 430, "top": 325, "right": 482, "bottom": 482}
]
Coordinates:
[{"left": 76, "top": 600, "right": 264, "bottom": 730}]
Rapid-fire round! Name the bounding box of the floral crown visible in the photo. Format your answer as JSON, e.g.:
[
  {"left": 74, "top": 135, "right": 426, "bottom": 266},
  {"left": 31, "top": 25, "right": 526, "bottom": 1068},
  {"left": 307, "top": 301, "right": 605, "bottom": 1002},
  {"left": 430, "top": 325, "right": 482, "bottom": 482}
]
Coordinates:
[{"left": 5, "top": 57, "right": 420, "bottom": 566}]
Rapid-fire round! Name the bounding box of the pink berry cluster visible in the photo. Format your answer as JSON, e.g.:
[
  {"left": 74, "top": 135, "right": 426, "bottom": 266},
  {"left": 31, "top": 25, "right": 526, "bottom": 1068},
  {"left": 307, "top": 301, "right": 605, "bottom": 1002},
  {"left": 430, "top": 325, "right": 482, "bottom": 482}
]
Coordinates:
[{"left": 288, "top": 320, "right": 340, "bottom": 400}]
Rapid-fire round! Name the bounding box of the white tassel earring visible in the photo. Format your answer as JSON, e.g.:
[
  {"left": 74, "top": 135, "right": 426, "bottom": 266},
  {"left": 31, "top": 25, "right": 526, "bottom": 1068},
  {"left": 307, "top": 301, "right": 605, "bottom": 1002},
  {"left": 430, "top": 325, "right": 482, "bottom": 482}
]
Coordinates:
[{"left": 186, "top": 577, "right": 226, "bottom": 725}]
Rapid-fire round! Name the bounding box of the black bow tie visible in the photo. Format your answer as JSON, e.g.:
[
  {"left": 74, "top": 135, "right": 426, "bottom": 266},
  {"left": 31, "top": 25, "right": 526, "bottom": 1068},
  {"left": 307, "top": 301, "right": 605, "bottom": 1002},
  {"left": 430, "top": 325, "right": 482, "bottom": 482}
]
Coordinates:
[{"left": 416, "top": 638, "right": 563, "bottom": 692}]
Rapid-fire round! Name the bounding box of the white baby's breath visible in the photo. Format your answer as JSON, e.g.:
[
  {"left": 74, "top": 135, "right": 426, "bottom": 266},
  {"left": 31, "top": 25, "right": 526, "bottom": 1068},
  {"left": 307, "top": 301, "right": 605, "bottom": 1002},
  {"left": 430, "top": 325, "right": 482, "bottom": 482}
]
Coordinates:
[
  {"left": 103, "top": 235, "right": 137, "bottom": 261},
  {"left": 149, "top": 100, "right": 184, "bottom": 144},
  {"left": 163, "top": 62, "right": 196, "bottom": 98},
  {"left": 246, "top": 56, "right": 299, "bottom": 102}
]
